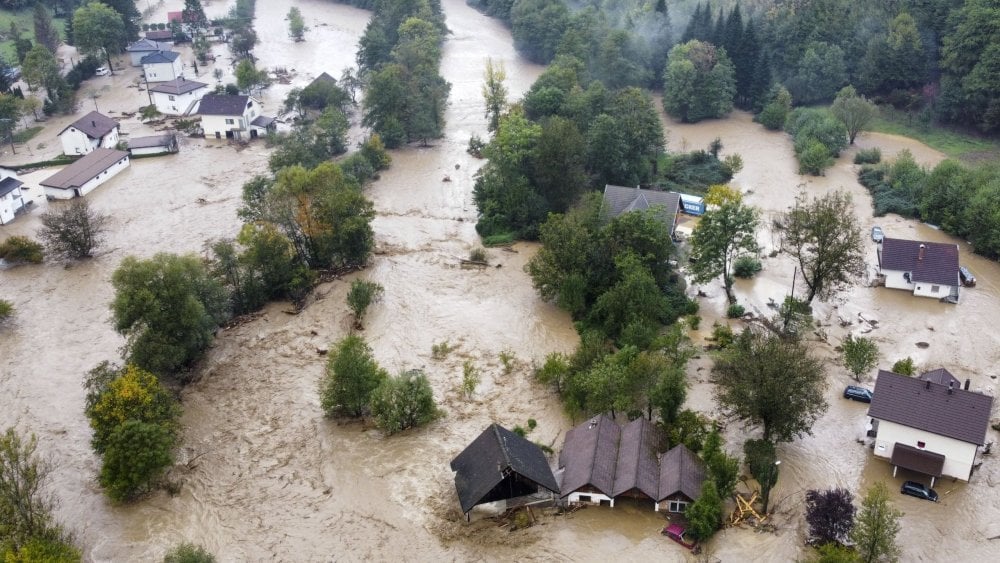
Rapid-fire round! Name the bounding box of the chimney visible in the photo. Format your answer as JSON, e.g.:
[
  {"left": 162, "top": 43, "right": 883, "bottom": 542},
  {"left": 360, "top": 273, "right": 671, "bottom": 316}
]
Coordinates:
[
  {"left": 964, "top": 378, "right": 970, "bottom": 391},
  {"left": 91, "top": 120, "right": 96, "bottom": 127},
  {"left": 948, "top": 381, "right": 954, "bottom": 394},
  {"left": 925, "top": 379, "right": 930, "bottom": 390},
  {"left": 918, "top": 243, "right": 926, "bottom": 261}
]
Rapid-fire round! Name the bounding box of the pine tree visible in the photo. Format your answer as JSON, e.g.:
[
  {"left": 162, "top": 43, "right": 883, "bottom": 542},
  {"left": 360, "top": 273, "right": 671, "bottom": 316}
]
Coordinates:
[
  {"left": 682, "top": 3, "right": 702, "bottom": 43},
  {"left": 735, "top": 16, "right": 760, "bottom": 108},
  {"left": 712, "top": 8, "right": 726, "bottom": 45},
  {"left": 723, "top": 4, "right": 743, "bottom": 57},
  {"left": 33, "top": 3, "right": 60, "bottom": 54}
]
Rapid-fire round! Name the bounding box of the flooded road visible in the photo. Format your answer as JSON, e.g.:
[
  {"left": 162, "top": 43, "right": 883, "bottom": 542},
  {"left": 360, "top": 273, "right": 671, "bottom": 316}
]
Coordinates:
[{"left": 1, "top": 1, "right": 997, "bottom": 561}]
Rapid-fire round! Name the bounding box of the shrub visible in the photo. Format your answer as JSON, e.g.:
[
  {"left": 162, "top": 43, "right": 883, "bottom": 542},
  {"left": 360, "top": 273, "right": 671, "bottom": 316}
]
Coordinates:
[
  {"left": 469, "top": 247, "right": 487, "bottom": 263},
  {"left": 163, "top": 542, "right": 216, "bottom": 563},
  {"left": 797, "top": 139, "right": 835, "bottom": 175},
  {"left": 346, "top": 279, "right": 384, "bottom": 329},
  {"left": 854, "top": 147, "right": 882, "bottom": 164},
  {"left": 685, "top": 481, "right": 723, "bottom": 541},
  {"left": 512, "top": 425, "right": 527, "bottom": 437},
  {"left": 498, "top": 348, "right": 515, "bottom": 374},
  {"left": 0, "top": 235, "right": 44, "bottom": 264},
  {"left": 891, "top": 357, "right": 915, "bottom": 376},
  {"left": 687, "top": 315, "right": 701, "bottom": 330},
  {"left": 431, "top": 340, "right": 454, "bottom": 359},
  {"left": 481, "top": 232, "right": 515, "bottom": 246},
  {"left": 467, "top": 134, "right": 485, "bottom": 157},
  {"left": 726, "top": 303, "right": 745, "bottom": 318},
  {"left": 733, "top": 255, "right": 762, "bottom": 278},
  {"left": 710, "top": 322, "right": 735, "bottom": 348},
  {"left": 99, "top": 420, "right": 175, "bottom": 502},
  {"left": 370, "top": 370, "right": 440, "bottom": 435},
  {"left": 534, "top": 352, "right": 570, "bottom": 393},
  {"left": 462, "top": 360, "right": 479, "bottom": 398},
  {"left": 319, "top": 335, "right": 388, "bottom": 418},
  {"left": 0, "top": 299, "right": 12, "bottom": 322}
]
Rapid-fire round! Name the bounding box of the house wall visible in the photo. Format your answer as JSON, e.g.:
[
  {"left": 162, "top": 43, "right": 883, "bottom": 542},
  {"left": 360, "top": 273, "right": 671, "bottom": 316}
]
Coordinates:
[
  {"left": 43, "top": 155, "right": 130, "bottom": 200},
  {"left": 914, "top": 282, "right": 955, "bottom": 300},
  {"left": 882, "top": 269, "right": 914, "bottom": 292},
  {"left": 873, "top": 419, "right": 978, "bottom": 481},
  {"left": 99, "top": 129, "right": 120, "bottom": 149},
  {"left": 129, "top": 51, "right": 154, "bottom": 66},
  {"left": 565, "top": 488, "right": 615, "bottom": 507},
  {"left": 130, "top": 145, "right": 170, "bottom": 156},
  {"left": 144, "top": 59, "right": 183, "bottom": 82},
  {"left": 0, "top": 187, "right": 23, "bottom": 224},
  {"left": 202, "top": 114, "right": 246, "bottom": 139},
  {"left": 654, "top": 493, "right": 693, "bottom": 513},
  {"left": 60, "top": 128, "right": 97, "bottom": 155},
  {"left": 152, "top": 89, "right": 206, "bottom": 115}
]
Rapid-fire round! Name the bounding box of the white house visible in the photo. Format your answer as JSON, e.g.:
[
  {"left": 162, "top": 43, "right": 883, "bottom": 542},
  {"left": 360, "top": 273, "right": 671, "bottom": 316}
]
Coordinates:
[
  {"left": 197, "top": 95, "right": 274, "bottom": 140},
  {"left": 868, "top": 369, "right": 994, "bottom": 485},
  {"left": 127, "top": 134, "right": 178, "bottom": 156},
  {"left": 141, "top": 51, "right": 183, "bottom": 83},
  {"left": 878, "top": 237, "right": 961, "bottom": 302},
  {"left": 0, "top": 168, "right": 26, "bottom": 225},
  {"left": 149, "top": 77, "right": 208, "bottom": 115},
  {"left": 40, "top": 148, "right": 130, "bottom": 199},
  {"left": 58, "top": 111, "right": 120, "bottom": 156},
  {"left": 126, "top": 38, "right": 165, "bottom": 66}
]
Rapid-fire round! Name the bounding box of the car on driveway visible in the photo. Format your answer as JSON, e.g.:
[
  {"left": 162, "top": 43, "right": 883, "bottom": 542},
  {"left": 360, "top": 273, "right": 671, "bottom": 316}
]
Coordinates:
[
  {"left": 844, "top": 385, "right": 873, "bottom": 403},
  {"left": 871, "top": 226, "right": 884, "bottom": 243},
  {"left": 662, "top": 523, "right": 697, "bottom": 550},
  {"left": 900, "top": 480, "right": 938, "bottom": 502},
  {"left": 95, "top": 67, "right": 110, "bottom": 76}
]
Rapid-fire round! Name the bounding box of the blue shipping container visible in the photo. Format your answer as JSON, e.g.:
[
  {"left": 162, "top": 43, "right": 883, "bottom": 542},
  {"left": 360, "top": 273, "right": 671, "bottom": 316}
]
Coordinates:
[{"left": 680, "top": 194, "right": 705, "bottom": 216}]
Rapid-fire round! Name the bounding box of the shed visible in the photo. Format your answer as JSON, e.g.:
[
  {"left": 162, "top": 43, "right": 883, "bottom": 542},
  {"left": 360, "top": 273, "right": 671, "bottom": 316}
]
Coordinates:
[
  {"left": 144, "top": 30, "right": 174, "bottom": 43},
  {"left": 128, "top": 134, "right": 178, "bottom": 156},
  {"left": 39, "top": 148, "right": 130, "bottom": 199}
]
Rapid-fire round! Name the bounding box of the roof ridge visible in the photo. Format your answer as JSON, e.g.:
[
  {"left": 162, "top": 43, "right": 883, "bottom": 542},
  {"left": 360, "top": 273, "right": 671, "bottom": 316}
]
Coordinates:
[{"left": 492, "top": 424, "right": 512, "bottom": 468}]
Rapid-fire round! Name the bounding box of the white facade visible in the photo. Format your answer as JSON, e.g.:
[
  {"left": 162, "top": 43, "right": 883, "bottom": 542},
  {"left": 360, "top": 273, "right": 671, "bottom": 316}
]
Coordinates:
[
  {"left": 202, "top": 99, "right": 261, "bottom": 140},
  {"left": 143, "top": 58, "right": 184, "bottom": 82},
  {"left": 873, "top": 419, "right": 979, "bottom": 482},
  {"left": 59, "top": 126, "right": 119, "bottom": 156},
  {"left": 0, "top": 186, "right": 24, "bottom": 225},
  {"left": 565, "top": 490, "right": 614, "bottom": 507},
  {"left": 151, "top": 87, "right": 206, "bottom": 116},
  {"left": 882, "top": 268, "right": 957, "bottom": 300},
  {"left": 43, "top": 155, "right": 130, "bottom": 200}
]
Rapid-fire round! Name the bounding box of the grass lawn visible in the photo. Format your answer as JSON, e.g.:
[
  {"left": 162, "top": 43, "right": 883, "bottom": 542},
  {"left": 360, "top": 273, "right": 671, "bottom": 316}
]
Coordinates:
[
  {"left": 870, "top": 107, "right": 1000, "bottom": 162},
  {"left": 0, "top": 8, "right": 68, "bottom": 63},
  {"left": 12, "top": 125, "right": 41, "bottom": 143}
]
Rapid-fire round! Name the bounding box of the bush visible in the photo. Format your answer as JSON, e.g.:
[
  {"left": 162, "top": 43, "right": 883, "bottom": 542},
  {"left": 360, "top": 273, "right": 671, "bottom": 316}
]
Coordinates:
[
  {"left": 99, "top": 420, "right": 175, "bottom": 502},
  {"left": 467, "top": 134, "right": 485, "bottom": 157},
  {"left": 733, "top": 255, "right": 762, "bottom": 278},
  {"left": 854, "top": 147, "right": 882, "bottom": 164},
  {"left": 797, "top": 139, "right": 835, "bottom": 175},
  {"left": 319, "top": 335, "right": 388, "bottom": 418},
  {"left": 710, "top": 322, "right": 735, "bottom": 348},
  {"left": 462, "top": 360, "right": 479, "bottom": 398},
  {"left": 0, "top": 299, "right": 12, "bottom": 322},
  {"left": 469, "top": 247, "right": 487, "bottom": 263},
  {"left": 726, "top": 303, "right": 746, "bottom": 318},
  {"left": 164, "top": 543, "right": 216, "bottom": 563},
  {"left": 0, "top": 235, "right": 44, "bottom": 264},
  {"left": 891, "top": 357, "right": 915, "bottom": 376},
  {"left": 431, "top": 340, "right": 454, "bottom": 359},
  {"left": 84, "top": 364, "right": 180, "bottom": 455},
  {"left": 370, "top": 370, "right": 440, "bottom": 435},
  {"left": 687, "top": 315, "right": 701, "bottom": 330},
  {"left": 346, "top": 279, "right": 384, "bottom": 329}
]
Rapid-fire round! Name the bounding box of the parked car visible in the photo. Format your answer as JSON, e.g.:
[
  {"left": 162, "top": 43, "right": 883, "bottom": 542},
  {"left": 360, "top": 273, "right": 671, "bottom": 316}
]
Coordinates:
[
  {"left": 900, "top": 480, "right": 938, "bottom": 502},
  {"left": 3, "top": 66, "right": 21, "bottom": 81},
  {"left": 95, "top": 67, "right": 110, "bottom": 76},
  {"left": 959, "top": 266, "right": 976, "bottom": 287},
  {"left": 662, "top": 523, "right": 697, "bottom": 550},
  {"left": 871, "top": 226, "right": 884, "bottom": 243},
  {"left": 843, "top": 385, "right": 874, "bottom": 403}
]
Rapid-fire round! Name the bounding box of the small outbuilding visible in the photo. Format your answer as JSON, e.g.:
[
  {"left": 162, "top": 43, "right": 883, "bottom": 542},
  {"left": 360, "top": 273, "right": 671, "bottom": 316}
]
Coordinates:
[
  {"left": 450, "top": 424, "right": 559, "bottom": 517},
  {"left": 149, "top": 77, "right": 208, "bottom": 115},
  {"left": 40, "top": 148, "right": 130, "bottom": 200},
  {"left": 141, "top": 50, "right": 184, "bottom": 83},
  {"left": 58, "top": 111, "right": 120, "bottom": 156},
  {"left": 144, "top": 30, "right": 174, "bottom": 43},
  {"left": 878, "top": 237, "right": 961, "bottom": 302},
  {"left": 126, "top": 38, "right": 166, "bottom": 66},
  {"left": 602, "top": 184, "right": 682, "bottom": 237},
  {"left": 128, "top": 134, "right": 178, "bottom": 156},
  {"left": 0, "top": 168, "right": 26, "bottom": 225}
]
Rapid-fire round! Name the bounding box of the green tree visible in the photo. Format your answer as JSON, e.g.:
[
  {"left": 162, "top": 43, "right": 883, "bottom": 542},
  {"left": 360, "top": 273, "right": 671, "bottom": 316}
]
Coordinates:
[
  {"left": 288, "top": 7, "right": 305, "bottom": 41},
  {"left": 782, "top": 191, "right": 866, "bottom": 304},
  {"left": 234, "top": 60, "right": 268, "bottom": 95},
  {"left": 939, "top": 0, "right": 1000, "bottom": 132},
  {"left": 99, "top": 420, "right": 175, "bottom": 502},
  {"left": 842, "top": 334, "right": 879, "bottom": 382},
  {"left": 890, "top": 357, "right": 915, "bottom": 376},
  {"left": 685, "top": 480, "right": 723, "bottom": 541},
  {"left": 181, "top": 0, "right": 209, "bottom": 31},
  {"left": 702, "top": 426, "right": 739, "bottom": 498},
  {"left": 712, "top": 328, "right": 828, "bottom": 443},
  {"left": 320, "top": 335, "right": 388, "bottom": 418},
  {"left": 482, "top": 57, "right": 508, "bottom": 132},
  {"left": 370, "top": 370, "right": 440, "bottom": 435},
  {"left": 0, "top": 428, "right": 70, "bottom": 553},
  {"left": 689, "top": 200, "right": 760, "bottom": 304},
  {"left": 757, "top": 84, "right": 792, "bottom": 130},
  {"left": 831, "top": 86, "right": 877, "bottom": 145},
  {"left": 533, "top": 115, "right": 586, "bottom": 213},
  {"left": 0, "top": 235, "right": 44, "bottom": 264},
  {"left": 84, "top": 363, "right": 180, "bottom": 454},
  {"left": 859, "top": 13, "right": 925, "bottom": 94},
  {"left": 787, "top": 42, "right": 846, "bottom": 105},
  {"left": 744, "top": 438, "right": 779, "bottom": 513},
  {"left": 111, "top": 253, "right": 230, "bottom": 375},
  {"left": 32, "top": 3, "right": 61, "bottom": 55},
  {"left": 39, "top": 199, "right": 109, "bottom": 260},
  {"left": 346, "top": 279, "right": 384, "bottom": 329},
  {"left": 650, "top": 361, "right": 687, "bottom": 424},
  {"left": 72, "top": 2, "right": 126, "bottom": 74},
  {"left": 850, "top": 482, "right": 902, "bottom": 563},
  {"left": 662, "top": 40, "right": 736, "bottom": 122},
  {"left": 510, "top": 0, "right": 569, "bottom": 64},
  {"left": 164, "top": 542, "right": 215, "bottom": 563}
]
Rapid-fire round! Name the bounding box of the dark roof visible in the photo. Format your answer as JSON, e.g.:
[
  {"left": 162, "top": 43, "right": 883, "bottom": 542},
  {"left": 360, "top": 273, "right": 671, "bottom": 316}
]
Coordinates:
[
  {"left": 612, "top": 418, "right": 661, "bottom": 499},
  {"left": 144, "top": 30, "right": 174, "bottom": 41},
  {"left": 657, "top": 444, "right": 707, "bottom": 502},
  {"left": 60, "top": 111, "right": 118, "bottom": 139},
  {"left": 126, "top": 38, "right": 163, "bottom": 52},
  {"left": 559, "top": 414, "right": 621, "bottom": 498},
  {"left": 0, "top": 176, "right": 23, "bottom": 198},
  {"left": 880, "top": 238, "right": 959, "bottom": 286},
  {"left": 869, "top": 370, "right": 994, "bottom": 445},
  {"left": 39, "top": 148, "right": 129, "bottom": 190},
  {"left": 149, "top": 77, "right": 208, "bottom": 95},
  {"left": 602, "top": 184, "right": 680, "bottom": 230},
  {"left": 890, "top": 443, "right": 945, "bottom": 477},
  {"left": 198, "top": 94, "right": 251, "bottom": 116},
  {"left": 308, "top": 72, "right": 338, "bottom": 89},
  {"left": 450, "top": 424, "right": 558, "bottom": 514},
  {"left": 920, "top": 368, "right": 961, "bottom": 387},
  {"left": 141, "top": 50, "right": 180, "bottom": 64},
  {"left": 250, "top": 115, "right": 275, "bottom": 127},
  {"left": 128, "top": 134, "right": 175, "bottom": 150}
]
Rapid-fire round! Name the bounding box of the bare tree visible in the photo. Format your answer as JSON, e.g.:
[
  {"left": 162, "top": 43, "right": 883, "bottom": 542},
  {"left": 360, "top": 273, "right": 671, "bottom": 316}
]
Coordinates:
[{"left": 39, "top": 199, "right": 110, "bottom": 259}]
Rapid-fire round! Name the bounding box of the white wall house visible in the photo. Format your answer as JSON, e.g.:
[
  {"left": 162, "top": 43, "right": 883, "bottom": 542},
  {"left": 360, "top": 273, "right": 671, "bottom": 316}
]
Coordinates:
[
  {"left": 127, "top": 134, "right": 177, "bottom": 156},
  {"left": 141, "top": 51, "right": 184, "bottom": 83},
  {"left": 0, "top": 168, "right": 26, "bottom": 225},
  {"left": 58, "top": 111, "right": 120, "bottom": 156},
  {"left": 149, "top": 77, "right": 208, "bottom": 115},
  {"left": 40, "top": 148, "right": 130, "bottom": 199},
  {"left": 868, "top": 370, "right": 993, "bottom": 485},
  {"left": 126, "top": 38, "right": 165, "bottom": 66},
  {"left": 198, "top": 95, "right": 272, "bottom": 140},
  {"left": 878, "top": 237, "right": 960, "bottom": 302}
]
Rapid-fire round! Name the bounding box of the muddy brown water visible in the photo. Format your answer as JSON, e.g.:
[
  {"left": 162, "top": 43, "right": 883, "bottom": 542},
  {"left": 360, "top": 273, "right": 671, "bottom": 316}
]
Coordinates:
[{"left": 1, "top": 1, "right": 998, "bottom": 561}]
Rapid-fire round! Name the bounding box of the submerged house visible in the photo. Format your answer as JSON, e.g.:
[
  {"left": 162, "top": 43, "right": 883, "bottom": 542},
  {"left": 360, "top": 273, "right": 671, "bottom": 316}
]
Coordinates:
[
  {"left": 878, "top": 237, "right": 961, "bottom": 302},
  {"left": 0, "top": 168, "right": 26, "bottom": 225},
  {"left": 602, "top": 185, "right": 682, "bottom": 238},
  {"left": 40, "top": 148, "right": 130, "bottom": 199},
  {"left": 126, "top": 38, "right": 166, "bottom": 66},
  {"left": 141, "top": 50, "right": 184, "bottom": 83},
  {"left": 197, "top": 95, "right": 273, "bottom": 140},
  {"left": 149, "top": 77, "right": 208, "bottom": 115},
  {"left": 868, "top": 369, "right": 994, "bottom": 485},
  {"left": 58, "top": 111, "right": 120, "bottom": 156}
]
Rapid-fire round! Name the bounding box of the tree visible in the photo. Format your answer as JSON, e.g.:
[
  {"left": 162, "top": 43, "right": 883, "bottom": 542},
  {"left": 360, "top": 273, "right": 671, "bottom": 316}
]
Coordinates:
[
  {"left": 99, "top": 420, "right": 175, "bottom": 502},
  {"left": 782, "top": 191, "right": 865, "bottom": 304},
  {"left": 73, "top": 2, "right": 126, "bottom": 74},
  {"left": 650, "top": 361, "right": 687, "bottom": 424},
  {"left": 0, "top": 429, "right": 60, "bottom": 551},
  {"left": 21, "top": 44, "right": 60, "bottom": 93},
  {"left": 102, "top": 0, "right": 141, "bottom": 42},
  {"left": 287, "top": 7, "right": 305, "bottom": 41},
  {"left": 32, "top": 3, "right": 61, "bottom": 54},
  {"left": 111, "top": 253, "right": 230, "bottom": 375},
  {"left": 234, "top": 60, "right": 268, "bottom": 95},
  {"left": 0, "top": 235, "right": 44, "bottom": 264},
  {"left": 662, "top": 40, "right": 736, "bottom": 122},
  {"left": 230, "top": 29, "right": 257, "bottom": 60},
  {"left": 320, "top": 334, "right": 388, "bottom": 418},
  {"left": 787, "top": 42, "right": 846, "bottom": 105},
  {"left": 850, "top": 482, "right": 902, "bottom": 563},
  {"left": 842, "top": 334, "right": 879, "bottom": 382},
  {"left": 712, "top": 328, "right": 828, "bottom": 443},
  {"left": 182, "top": 0, "right": 208, "bottom": 32},
  {"left": 164, "top": 542, "right": 216, "bottom": 563},
  {"left": 370, "top": 370, "right": 441, "bottom": 435},
  {"left": 685, "top": 481, "right": 723, "bottom": 541},
  {"left": 757, "top": 84, "right": 792, "bottom": 130},
  {"left": 831, "top": 86, "right": 877, "bottom": 144},
  {"left": 939, "top": 0, "right": 1000, "bottom": 132},
  {"left": 689, "top": 200, "right": 760, "bottom": 304},
  {"left": 39, "top": 199, "right": 110, "bottom": 260},
  {"left": 744, "top": 438, "right": 779, "bottom": 513},
  {"left": 702, "top": 426, "right": 739, "bottom": 498},
  {"left": 805, "top": 488, "right": 856, "bottom": 546},
  {"left": 482, "top": 57, "right": 508, "bottom": 132},
  {"left": 84, "top": 363, "right": 180, "bottom": 454},
  {"left": 346, "top": 279, "right": 384, "bottom": 329},
  {"left": 890, "top": 357, "right": 915, "bottom": 376}
]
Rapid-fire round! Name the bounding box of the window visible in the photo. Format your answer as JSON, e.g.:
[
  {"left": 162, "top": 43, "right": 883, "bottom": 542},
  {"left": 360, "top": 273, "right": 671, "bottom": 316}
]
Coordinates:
[
  {"left": 225, "top": 118, "right": 234, "bottom": 124},
  {"left": 917, "top": 441, "right": 926, "bottom": 449},
  {"left": 668, "top": 500, "right": 689, "bottom": 513},
  {"left": 578, "top": 495, "right": 591, "bottom": 503},
  {"left": 168, "top": 95, "right": 175, "bottom": 101},
  {"left": 931, "top": 285, "right": 940, "bottom": 293}
]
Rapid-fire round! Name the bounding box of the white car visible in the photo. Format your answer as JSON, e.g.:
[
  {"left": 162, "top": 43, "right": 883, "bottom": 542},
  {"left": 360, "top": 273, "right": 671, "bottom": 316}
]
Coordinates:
[{"left": 95, "top": 67, "right": 110, "bottom": 76}]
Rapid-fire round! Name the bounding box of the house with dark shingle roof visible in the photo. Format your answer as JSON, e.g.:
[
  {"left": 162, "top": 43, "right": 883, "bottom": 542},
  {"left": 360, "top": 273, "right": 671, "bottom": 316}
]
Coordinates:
[
  {"left": 559, "top": 413, "right": 621, "bottom": 506},
  {"left": 602, "top": 184, "right": 682, "bottom": 237},
  {"left": 197, "top": 95, "right": 273, "bottom": 140},
  {"left": 126, "top": 38, "right": 165, "bottom": 66},
  {"left": 144, "top": 30, "right": 175, "bottom": 43},
  {"left": 656, "top": 444, "right": 707, "bottom": 513},
  {"left": 0, "top": 168, "right": 26, "bottom": 225},
  {"left": 58, "top": 111, "right": 120, "bottom": 156},
  {"left": 141, "top": 50, "right": 183, "bottom": 82},
  {"left": 868, "top": 369, "right": 994, "bottom": 485},
  {"left": 40, "top": 148, "right": 130, "bottom": 200},
  {"left": 878, "top": 237, "right": 961, "bottom": 302},
  {"left": 149, "top": 77, "right": 208, "bottom": 115},
  {"left": 450, "top": 424, "right": 559, "bottom": 516}
]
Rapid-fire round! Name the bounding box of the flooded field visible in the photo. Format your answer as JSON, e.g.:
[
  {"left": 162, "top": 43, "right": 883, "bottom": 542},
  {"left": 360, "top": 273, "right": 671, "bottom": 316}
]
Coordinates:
[{"left": 0, "top": 0, "right": 998, "bottom": 561}]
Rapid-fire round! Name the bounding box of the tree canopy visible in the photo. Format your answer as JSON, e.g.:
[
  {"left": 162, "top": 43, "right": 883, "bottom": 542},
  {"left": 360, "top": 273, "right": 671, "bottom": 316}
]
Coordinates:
[
  {"left": 73, "top": 2, "right": 126, "bottom": 73},
  {"left": 688, "top": 199, "right": 759, "bottom": 304},
  {"left": 662, "top": 39, "right": 736, "bottom": 123}
]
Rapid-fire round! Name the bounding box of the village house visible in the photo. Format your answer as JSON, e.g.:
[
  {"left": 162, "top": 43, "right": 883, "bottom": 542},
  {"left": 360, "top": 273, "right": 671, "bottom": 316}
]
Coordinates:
[
  {"left": 40, "top": 148, "right": 130, "bottom": 200},
  {"left": 656, "top": 443, "right": 707, "bottom": 513},
  {"left": 197, "top": 95, "right": 274, "bottom": 140},
  {"left": 149, "top": 77, "right": 208, "bottom": 115},
  {"left": 0, "top": 167, "right": 26, "bottom": 225},
  {"left": 878, "top": 237, "right": 961, "bottom": 302},
  {"left": 144, "top": 29, "right": 174, "bottom": 43},
  {"left": 126, "top": 38, "right": 166, "bottom": 66},
  {"left": 602, "top": 184, "right": 682, "bottom": 238},
  {"left": 127, "top": 134, "right": 178, "bottom": 156},
  {"left": 141, "top": 51, "right": 184, "bottom": 83},
  {"left": 58, "top": 111, "right": 120, "bottom": 156},
  {"left": 868, "top": 369, "right": 994, "bottom": 485},
  {"left": 450, "top": 424, "right": 559, "bottom": 518}
]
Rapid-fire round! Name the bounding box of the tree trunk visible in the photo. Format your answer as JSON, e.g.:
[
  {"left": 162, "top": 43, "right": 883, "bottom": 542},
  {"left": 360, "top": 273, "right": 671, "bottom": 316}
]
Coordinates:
[{"left": 105, "top": 49, "right": 114, "bottom": 76}]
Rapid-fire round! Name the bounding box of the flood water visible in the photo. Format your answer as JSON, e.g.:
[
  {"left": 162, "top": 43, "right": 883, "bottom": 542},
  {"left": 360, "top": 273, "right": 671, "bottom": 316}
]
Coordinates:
[{"left": 1, "top": 1, "right": 998, "bottom": 561}]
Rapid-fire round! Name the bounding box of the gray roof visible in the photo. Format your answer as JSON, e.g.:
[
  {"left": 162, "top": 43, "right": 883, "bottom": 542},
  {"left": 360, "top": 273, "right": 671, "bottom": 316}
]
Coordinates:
[
  {"left": 40, "top": 148, "right": 129, "bottom": 190},
  {"left": 308, "top": 72, "right": 338, "bottom": 89},
  {"left": 127, "top": 38, "right": 164, "bottom": 52},
  {"left": 602, "top": 184, "right": 681, "bottom": 230},
  {"left": 144, "top": 30, "right": 173, "bottom": 41},
  {"left": 128, "top": 134, "right": 176, "bottom": 150},
  {"left": 920, "top": 368, "right": 960, "bottom": 387},
  {"left": 612, "top": 417, "right": 661, "bottom": 499},
  {"left": 879, "top": 237, "right": 959, "bottom": 286},
  {"left": 0, "top": 176, "right": 23, "bottom": 198},
  {"left": 559, "top": 414, "right": 620, "bottom": 497},
  {"left": 149, "top": 77, "right": 208, "bottom": 95},
  {"left": 450, "top": 424, "right": 559, "bottom": 514},
  {"left": 60, "top": 111, "right": 118, "bottom": 139},
  {"left": 198, "top": 94, "right": 251, "bottom": 116},
  {"left": 657, "top": 444, "right": 706, "bottom": 502},
  {"left": 250, "top": 115, "right": 275, "bottom": 127},
  {"left": 141, "top": 50, "right": 180, "bottom": 64},
  {"left": 869, "top": 370, "right": 994, "bottom": 445}
]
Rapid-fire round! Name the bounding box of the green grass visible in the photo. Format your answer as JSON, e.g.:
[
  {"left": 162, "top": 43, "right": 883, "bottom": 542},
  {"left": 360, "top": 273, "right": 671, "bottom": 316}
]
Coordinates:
[
  {"left": 12, "top": 125, "right": 41, "bottom": 143},
  {"left": 0, "top": 8, "right": 68, "bottom": 62},
  {"left": 870, "top": 108, "right": 1000, "bottom": 161}
]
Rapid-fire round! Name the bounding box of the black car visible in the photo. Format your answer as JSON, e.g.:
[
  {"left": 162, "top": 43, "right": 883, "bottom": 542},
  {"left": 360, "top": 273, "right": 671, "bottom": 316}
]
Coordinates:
[
  {"left": 959, "top": 266, "right": 976, "bottom": 287},
  {"left": 901, "top": 480, "right": 938, "bottom": 502},
  {"left": 843, "top": 385, "right": 873, "bottom": 403}
]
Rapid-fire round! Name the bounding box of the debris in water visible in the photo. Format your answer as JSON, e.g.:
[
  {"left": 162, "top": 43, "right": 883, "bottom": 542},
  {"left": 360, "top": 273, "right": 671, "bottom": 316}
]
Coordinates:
[
  {"left": 916, "top": 342, "right": 930, "bottom": 349},
  {"left": 443, "top": 175, "right": 451, "bottom": 182}
]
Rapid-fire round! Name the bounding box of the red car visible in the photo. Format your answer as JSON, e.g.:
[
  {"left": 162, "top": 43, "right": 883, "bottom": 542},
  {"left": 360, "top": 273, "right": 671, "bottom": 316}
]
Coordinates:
[{"left": 661, "top": 523, "right": 697, "bottom": 550}]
